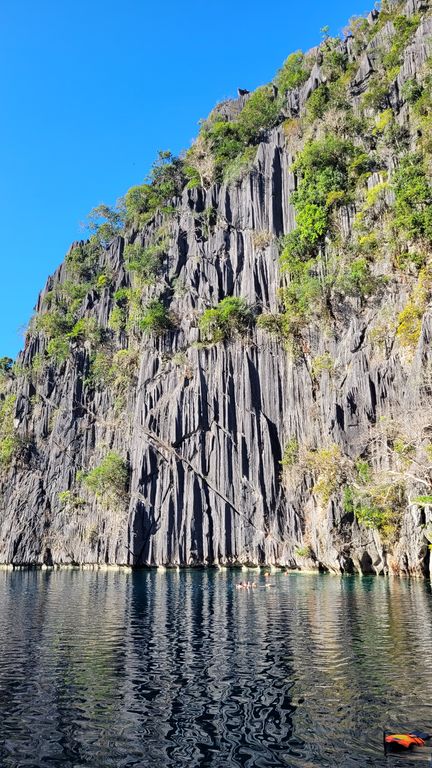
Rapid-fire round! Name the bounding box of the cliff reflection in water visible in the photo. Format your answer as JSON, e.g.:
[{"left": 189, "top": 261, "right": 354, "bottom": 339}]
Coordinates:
[{"left": 0, "top": 570, "right": 431, "bottom": 767}]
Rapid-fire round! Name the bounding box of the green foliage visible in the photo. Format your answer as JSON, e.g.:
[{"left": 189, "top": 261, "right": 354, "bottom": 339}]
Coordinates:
[
  {"left": 186, "top": 84, "right": 279, "bottom": 186},
  {"left": 68, "top": 317, "right": 102, "bottom": 346},
  {"left": 361, "top": 77, "right": 390, "bottom": 111},
  {"left": 382, "top": 15, "right": 420, "bottom": 71},
  {"left": 321, "top": 42, "right": 348, "bottom": 82},
  {"left": 373, "top": 109, "right": 393, "bottom": 135},
  {"left": 124, "top": 230, "right": 168, "bottom": 281},
  {"left": 124, "top": 151, "right": 184, "bottom": 227},
  {"left": 291, "top": 135, "right": 358, "bottom": 207},
  {"left": 353, "top": 481, "right": 405, "bottom": 540},
  {"left": 86, "top": 204, "right": 124, "bottom": 247},
  {"left": 402, "top": 78, "right": 423, "bottom": 105},
  {"left": 278, "top": 130, "right": 388, "bottom": 333},
  {"left": 295, "top": 203, "right": 329, "bottom": 245},
  {"left": 304, "top": 444, "right": 344, "bottom": 505},
  {"left": 140, "top": 300, "right": 172, "bottom": 335},
  {"left": 46, "top": 338, "right": 69, "bottom": 364},
  {"left": 149, "top": 150, "right": 184, "bottom": 199},
  {"left": 88, "top": 348, "right": 139, "bottom": 412},
  {"left": 198, "top": 121, "right": 243, "bottom": 182},
  {"left": 305, "top": 84, "right": 330, "bottom": 122},
  {"left": 0, "top": 395, "right": 19, "bottom": 468},
  {"left": 393, "top": 153, "right": 432, "bottom": 244},
  {"left": 66, "top": 239, "right": 100, "bottom": 282},
  {"left": 281, "top": 438, "right": 299, "bottom": 468},
  {"left": 365, "top": 181, "right": 389, "bottom": 209},
  {"left": 311, "top": 353, "right": 334, "bottom": 379},
  {"left": 109, "top": 304, "right": 127, "bottom": 333},
  {"left": 396, "top": 266, "right": 432, "bottom": 348},
  {"left": 279, "top": 136, "right": 367, "bottom": 327},
  {"left": 278, "top": 275, "right": 322, "bottom": 330},
  {"left": 58, "top": 490, "right": 85, "bottom": 510},
  {"left": 413, "top": 495, "right": 432, "bottom": 506},
  {"left": 236, "top": 85, "right": 280, "bottom": 144},
  {"left": 295, "top": 545, "right": 312, "bottom": 558},
  {"left": 123, "top": 185, "right": 154, "bottom": 227},
  {"left": 346, "top": 15, "right": 370, "bottom": 49},
  {"left": 88, "top": 350, "right": 114, "bottom": 386},
  {"left": 343, "top": 485, "right": 355, "bottom": 515},
  {"left": 223, "top": 146, "right": 257, "bottom": 185},
  {"left": 79, "top": 452, "right": 129, "bottom": 502},
  {"left": 355, "top": 459, "right": 372, "bottom": 484},
  {"left": 275, "top": 51, "right": 310, "bottom": 92},
  {"left": 35, "top": 309, "right": 74, "bottom": 340},
  {"left": 345, "top": 453, "right": 406, "bottom": 541},
  {"left": 335, "top": 257, "right": 378, "bottom": 298},
  {"left": 199, "top": 296, "right": 253, "bottom": 344},
  {"left": 396, "top": 301, "right": 424, "bottom": 348},
  {"left": 257, "top": 312, "right": 292, "bottom": 340},
  {"left": 393, "top": 437, "right": 415, "bottom": 460}
]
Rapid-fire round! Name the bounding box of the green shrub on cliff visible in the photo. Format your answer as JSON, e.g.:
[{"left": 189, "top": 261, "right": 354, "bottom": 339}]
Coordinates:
[
  {"left": 275, "top": 51, "right": 310, "bottom": 92},
  {"left": 402, "top": 78, "right": 423, "bottom": 105},
  {"left": 281, "top": 136, "right": 359, "bottom": 267},
  {"left": 382, "top": 14, "right": 421, "bottom": 71},
  {"left": 86, "top": 204, "right": 124, "bottom": 247},
  {"left": 79, "top": 452, "right": 129, "bottom": 501},
  {"left": 393, "top": 153, "right": 432, "bottom": 244},
  {"left": 306, "top": 84, "right": 331, "bottom": 122},
  {"left": 304, "top": 444, "right": 345, "bottom": 504},
  {"left": 68, "top": 317, "right": 103, "bottom": 347},
  {"left": 124, "top": 228, "right": 169, "bottom": 281},
  {"left": 0, "top": 395, "right": 19, "bottom": 468},
  {"left": 281, "top": 438, "right": 299, "bottom": 468},
  {"left": 346, "top": 481, "right": 406, "bottom": 542},
  {"left": 396, "top": 266, "right": 432, "bottom": 348},
  {"left": 46, "top": 338, "right": 69, "bottom": 364},
  {"left": 199, "top": 297, "right": 253, "bottom": 343},
  {"left": 35, "top": 310, "right": 74, "bottom": 340},
  {"left": 66, "top": 239, "right": 100, "bottom": 282},
  {"left": 124, "top": 151, "right": 184, "bottom": 227},
  {"left": 140, "top": 300, "right": 173, "bottom": 335},
  {"left": 236, "top": 85, "right": 280, "bottom": 144}
]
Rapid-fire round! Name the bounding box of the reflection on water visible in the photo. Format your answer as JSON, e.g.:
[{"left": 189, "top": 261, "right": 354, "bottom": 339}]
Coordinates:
[{"left": 0, "top": 570, "right": 431, "bottom": 767}]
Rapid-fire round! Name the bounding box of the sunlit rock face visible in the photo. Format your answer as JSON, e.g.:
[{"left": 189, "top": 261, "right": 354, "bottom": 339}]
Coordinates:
[{"left": 1, "top": 0, "right": 432, "bottom": 576}]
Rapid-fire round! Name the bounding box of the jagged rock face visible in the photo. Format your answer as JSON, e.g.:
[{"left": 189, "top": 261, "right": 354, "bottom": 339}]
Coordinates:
[{"left": 1, "top": 1, "right": 432, "bottom": 576}]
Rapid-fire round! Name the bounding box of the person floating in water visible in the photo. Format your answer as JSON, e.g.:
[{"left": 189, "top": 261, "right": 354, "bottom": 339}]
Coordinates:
[{"left": 236, "top": 580, "right": 271, "bottom": 590}]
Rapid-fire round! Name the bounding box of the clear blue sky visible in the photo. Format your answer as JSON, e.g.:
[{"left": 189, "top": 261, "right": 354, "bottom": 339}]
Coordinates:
[{"left": 0, "top": 0, "right": 369, "bottom": 358}]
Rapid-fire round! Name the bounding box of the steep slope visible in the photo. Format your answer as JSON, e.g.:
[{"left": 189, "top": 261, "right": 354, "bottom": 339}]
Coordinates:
[{"left": 1, "top": 0, "right": 432, "bottom": 575}]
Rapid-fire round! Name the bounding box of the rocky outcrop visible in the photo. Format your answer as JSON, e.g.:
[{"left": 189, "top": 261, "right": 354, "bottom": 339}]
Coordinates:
[{"left": 1, "top": 0, "right": 432, "bottom": 576}]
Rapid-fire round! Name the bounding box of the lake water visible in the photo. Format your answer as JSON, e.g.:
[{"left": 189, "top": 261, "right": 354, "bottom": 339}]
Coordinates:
[{"left": 0, "top": 570, "right": 431, "bottom": 768}]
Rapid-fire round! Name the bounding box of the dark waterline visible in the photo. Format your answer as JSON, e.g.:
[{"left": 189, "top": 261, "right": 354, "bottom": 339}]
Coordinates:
[{"left": 0, "top": 570, "right": 431, "bottom": 767}]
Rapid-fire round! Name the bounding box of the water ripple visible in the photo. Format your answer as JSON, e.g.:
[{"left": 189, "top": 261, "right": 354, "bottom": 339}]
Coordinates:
[{"left": 0, "top": 570, "right": 431, "bottom": 767}]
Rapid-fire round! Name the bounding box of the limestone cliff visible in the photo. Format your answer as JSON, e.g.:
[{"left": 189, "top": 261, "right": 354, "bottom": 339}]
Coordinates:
[{"left": 1, "top": 0, "right": 432, "bottom": 575}]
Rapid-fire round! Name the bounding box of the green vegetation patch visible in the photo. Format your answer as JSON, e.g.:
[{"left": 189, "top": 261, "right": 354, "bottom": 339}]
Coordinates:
[
  {"left": 199, "top": 297, "right": 253, "bottom": 344},
  {"left": 0, "top": 395, "right": 20, "bottom": 468},
  {"left": 140, "top": 300, "right": 173, "bottom": 335},
  {"left": 79, "top": 452, "right": 129, "bottom": 502}
]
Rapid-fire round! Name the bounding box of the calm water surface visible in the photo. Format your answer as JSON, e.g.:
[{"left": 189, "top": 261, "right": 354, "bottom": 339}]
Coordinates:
[{"left": 0, "top": 570, "right": 431, "bottom": 767}]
